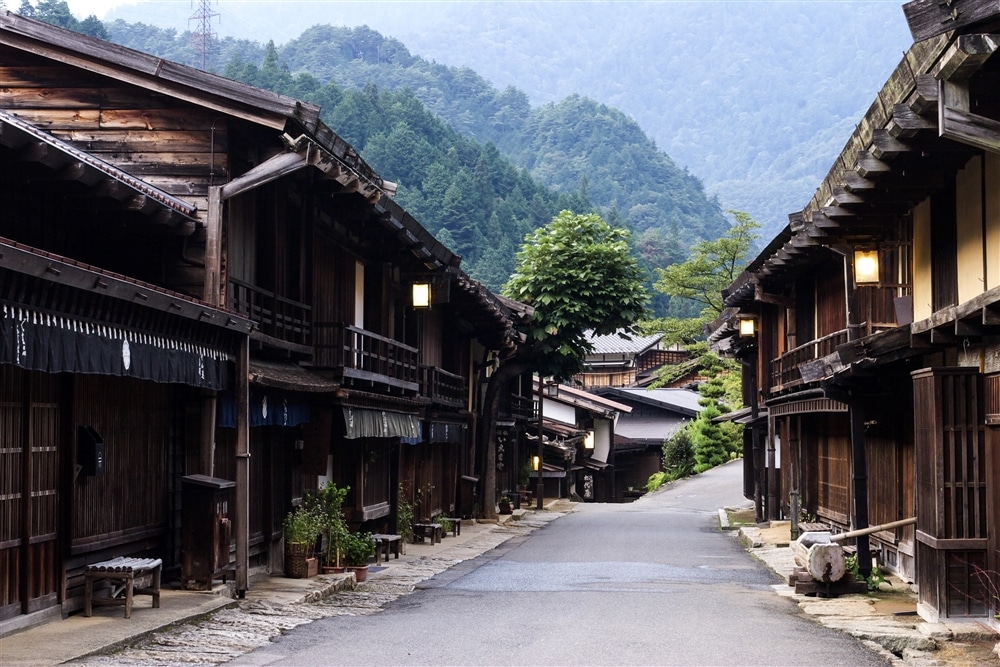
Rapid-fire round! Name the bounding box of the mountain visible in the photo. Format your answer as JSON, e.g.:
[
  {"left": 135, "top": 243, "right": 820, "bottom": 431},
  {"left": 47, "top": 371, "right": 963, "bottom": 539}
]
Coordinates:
[{"left": 99, "top": 1, "right": 915, "bottom": 239}]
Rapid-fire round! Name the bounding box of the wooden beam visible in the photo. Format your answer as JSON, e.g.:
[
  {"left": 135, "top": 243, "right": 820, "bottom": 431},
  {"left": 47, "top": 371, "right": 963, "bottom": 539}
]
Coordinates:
[
  {"left": 830, "top": 186, "right": 865, "bottom": 206},
  {"left": 940, "top": 105, "right": 1000, "bottom": 151},
  {"left": 903, "top": 0, "right": 999, "bottom": 42},
  {"left": 754, "top": 284, "right": 795, "bottom": 307},
  {"left": 935, "top": 33, "right": 1000, "bottom": 81},
  {"left": 889, "top": 103, "right": 937, "bottom": 137},
  {"left": 871, "top": 129, "right": 913, "bottom": 160},
  {"left": 843, "top": 171, "right": 877, "bottom": 193},
  {"left": 219, "top": 149, "right": 308, "bottom": 201},
  {"left": 910, "top": 73, "right": 940, "bottom": 115},
  {"left": 855, "top": 152, "right": 891, "bottom": 178}
]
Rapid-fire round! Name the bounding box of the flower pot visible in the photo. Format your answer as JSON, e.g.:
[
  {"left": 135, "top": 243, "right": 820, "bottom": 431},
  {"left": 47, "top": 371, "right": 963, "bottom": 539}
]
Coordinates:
[
  {"left": 322, "top": 565, "right": 346, "bottom": 574},
  {"left": 347, "top": 565, "right": 369, "bottom": 583},
  {"left": 286, "top": 553, "right": 318, "bottom": 578}
]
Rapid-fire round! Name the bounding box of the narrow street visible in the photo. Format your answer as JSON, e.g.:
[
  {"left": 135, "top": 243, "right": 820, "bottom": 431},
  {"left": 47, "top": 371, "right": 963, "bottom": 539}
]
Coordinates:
[{"left": 216, "top": 460, "right": 889, "bottom": 667}]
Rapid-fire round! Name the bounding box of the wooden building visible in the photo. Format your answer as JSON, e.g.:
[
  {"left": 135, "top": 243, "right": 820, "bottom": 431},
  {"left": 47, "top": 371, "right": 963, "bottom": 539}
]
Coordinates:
[
  {"left": 594, "top": 387, "right": 702, "bottom": 500},
  {"left": 709, "top": 0, "right": 1000, "bottom": 623},
  {"left": 0, "top": 10, "right": 528, "bottom": 634},
  {"left": 573, "top": 330, "right": 690, "bottom": 389}
]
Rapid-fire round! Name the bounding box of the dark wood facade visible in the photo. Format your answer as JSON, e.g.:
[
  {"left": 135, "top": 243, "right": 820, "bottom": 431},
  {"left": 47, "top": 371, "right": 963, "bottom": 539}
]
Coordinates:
[
  {"left": 0, "top": 10, "right": 530, "bottom": 634},
  {"left": 710, "top": 0, "right": 1000, "bottom": 624}
]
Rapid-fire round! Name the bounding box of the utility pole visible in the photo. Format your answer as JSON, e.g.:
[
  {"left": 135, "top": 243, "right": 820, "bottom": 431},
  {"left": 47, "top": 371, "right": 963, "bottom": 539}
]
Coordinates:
[{"left": 189, "top": 0, "right": 219, "bottom": 70}]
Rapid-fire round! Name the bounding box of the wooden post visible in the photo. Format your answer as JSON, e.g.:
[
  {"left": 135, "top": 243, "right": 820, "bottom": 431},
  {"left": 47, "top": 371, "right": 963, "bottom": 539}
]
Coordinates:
[
  {"left": 205, "top": 186, "right": 222, "bottom": 307},
  {"left": 235, "top": 336, "right": 250, "bottom": 597}
]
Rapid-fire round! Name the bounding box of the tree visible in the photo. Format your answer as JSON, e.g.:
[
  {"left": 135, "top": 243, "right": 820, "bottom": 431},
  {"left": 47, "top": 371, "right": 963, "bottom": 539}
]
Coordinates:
[
  {"left": 643, "top": 212, "right": 757, "bottom": 486},
  {"left": 475, "top": 211, "right": 648, "bottom": 519},
  {"left": 502, "top": 210, "right": 649, "bottom": 380},
  {"left": 647, "top": 209, "right": 759, "bottom": 345}
]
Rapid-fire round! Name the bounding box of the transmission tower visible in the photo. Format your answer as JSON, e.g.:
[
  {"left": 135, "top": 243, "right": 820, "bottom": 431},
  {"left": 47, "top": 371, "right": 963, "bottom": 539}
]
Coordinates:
[{"left": 189, "top": 0, "right": 220, "bottom": 70}]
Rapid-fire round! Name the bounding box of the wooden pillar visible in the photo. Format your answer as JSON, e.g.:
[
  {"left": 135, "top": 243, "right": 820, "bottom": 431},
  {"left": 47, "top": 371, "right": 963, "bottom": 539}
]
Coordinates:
[
  {"left": 848, "top": 400, "right": 872, "bottom": 578},
  {"left": 235, "top": 336, "right": 250, "bottom": 596}
]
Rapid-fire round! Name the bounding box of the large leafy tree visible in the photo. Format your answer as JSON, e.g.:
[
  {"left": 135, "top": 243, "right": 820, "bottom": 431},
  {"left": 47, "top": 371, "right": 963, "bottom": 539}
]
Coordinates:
[
  {"left": 503, "top": 210, "right": 649, "bottom": 380},
  {"left": 477, "top": 211, "right": 648, "bottom": 517}
]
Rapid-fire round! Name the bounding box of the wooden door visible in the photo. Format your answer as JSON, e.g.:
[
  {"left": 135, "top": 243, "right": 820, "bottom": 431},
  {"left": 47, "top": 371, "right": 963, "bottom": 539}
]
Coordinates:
[{"left": 0, "top": 367, "right": 61, "bottom": 621}]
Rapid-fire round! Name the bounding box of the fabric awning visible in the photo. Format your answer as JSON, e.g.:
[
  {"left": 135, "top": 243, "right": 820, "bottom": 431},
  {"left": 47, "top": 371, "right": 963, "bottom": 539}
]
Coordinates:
[
  {"left": 1, "top": 304, "right": 230, "bottom": 389},
  {"left": 342, "top": 406, "right": 421, "bottom": 440}
]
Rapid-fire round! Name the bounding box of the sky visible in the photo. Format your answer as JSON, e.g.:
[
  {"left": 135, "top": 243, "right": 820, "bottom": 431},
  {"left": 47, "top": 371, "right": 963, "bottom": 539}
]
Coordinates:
[{"left": 65, "top": 0, "right": 132, "bottom": 18}]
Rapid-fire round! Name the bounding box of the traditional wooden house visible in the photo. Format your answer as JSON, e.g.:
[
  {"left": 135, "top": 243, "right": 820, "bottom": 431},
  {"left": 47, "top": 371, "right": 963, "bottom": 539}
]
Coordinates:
[
  {"left": 573, "top": 330, "right": 690, "bottom": 389},
  {"left": 710, "top": 0, "right": 1000, "bottom": 623},
  {"left": 0, "top": 10, "right": 527, "bottom": 633},
  {"left": 594, "top": 387, "right": 702, "bottom": 499},
  {"left": 525, "top": 381, "right": 630, "bottom": 503}
]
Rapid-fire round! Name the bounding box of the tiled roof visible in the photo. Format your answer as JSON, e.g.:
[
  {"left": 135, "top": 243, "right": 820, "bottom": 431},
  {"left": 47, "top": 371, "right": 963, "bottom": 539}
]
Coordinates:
[{"left": 586, "top": 330, "right": 663, "bottom": 355}]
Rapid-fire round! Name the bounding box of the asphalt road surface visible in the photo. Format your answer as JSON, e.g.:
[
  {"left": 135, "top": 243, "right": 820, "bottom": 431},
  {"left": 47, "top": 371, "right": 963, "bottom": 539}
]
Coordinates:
[{"left": 228, "top": 460, "right": 891, "bottom": 666}]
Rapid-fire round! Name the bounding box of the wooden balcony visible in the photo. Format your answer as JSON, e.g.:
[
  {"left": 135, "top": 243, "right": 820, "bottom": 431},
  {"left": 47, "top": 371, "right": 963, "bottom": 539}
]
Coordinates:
[
  {"left": 313, "top": 323, "right": 419, "bottom": 392},
  {"left": 504, "top": 394, "right": 535, "bottom": 422},
  {"left": 770, "top": 329, "right": 849, "bottom": 394},
  {"left": 421, "top": 366, "right": 466, "bottom": 408},
  {"left": 229, "top": 278, "right": 311, "bottom": 350}
]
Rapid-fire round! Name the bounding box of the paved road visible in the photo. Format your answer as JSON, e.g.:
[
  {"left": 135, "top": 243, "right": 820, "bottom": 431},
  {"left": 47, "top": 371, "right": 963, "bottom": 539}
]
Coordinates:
[{"left": 230, "top": 460, "right": 890, "bottom": 666}]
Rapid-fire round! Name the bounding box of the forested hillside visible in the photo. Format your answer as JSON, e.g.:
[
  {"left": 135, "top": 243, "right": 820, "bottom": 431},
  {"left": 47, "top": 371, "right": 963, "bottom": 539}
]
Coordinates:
[{"left": 98, "top": 1, "right": 913, "bottom": 239}]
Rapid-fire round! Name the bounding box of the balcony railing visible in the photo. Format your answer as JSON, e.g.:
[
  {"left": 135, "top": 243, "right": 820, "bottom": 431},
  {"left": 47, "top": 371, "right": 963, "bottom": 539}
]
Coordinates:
[
  {"left": 229, "top": 278, "right": 311, "bottom": 347},
  {"left": 313, "top": 322, "right": 419, "bottom": 391},
  {"left": 506, "top": 394, "right": 535, "bottom": 421},
  {"left": 771, "top": 329, "right": 850, "bottom": 393},
  {"left": 421, "top": 366, "right": 466, "bottom": 407}
]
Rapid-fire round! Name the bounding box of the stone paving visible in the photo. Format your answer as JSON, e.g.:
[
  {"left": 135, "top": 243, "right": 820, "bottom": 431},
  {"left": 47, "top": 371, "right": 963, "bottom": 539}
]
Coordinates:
[
  {"left": 734, "top": 514, "right": 1000, "bottom": 667},
  {"left": 72, "top": 511, "right": 561, "bottom": 666}
]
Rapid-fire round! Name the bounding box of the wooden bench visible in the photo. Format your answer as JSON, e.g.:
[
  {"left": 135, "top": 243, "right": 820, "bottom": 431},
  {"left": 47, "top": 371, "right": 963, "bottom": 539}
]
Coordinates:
[
  {"left": 412, "top": 523, "right": 443, "bottom": 544},
  {"left": 371, "top": 534, "right": 401, "bottom": 565},
  {"left": 84, "top": 556, "right": 162, "bottom": 619}
]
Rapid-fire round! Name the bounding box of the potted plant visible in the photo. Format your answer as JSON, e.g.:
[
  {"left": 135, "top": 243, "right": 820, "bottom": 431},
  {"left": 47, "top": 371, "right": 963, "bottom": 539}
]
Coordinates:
[
  {"left": 306, "top": 481, "right": 350, "bottom": 572},
  {"left": 498, "top": 495, "right": 512, "bottom": 515},
  {"left": 283, "top": 505, "right": 320, "bottom": 578},
  {"left": 343, "top": 531, "right": 376, "bottom": 582}
]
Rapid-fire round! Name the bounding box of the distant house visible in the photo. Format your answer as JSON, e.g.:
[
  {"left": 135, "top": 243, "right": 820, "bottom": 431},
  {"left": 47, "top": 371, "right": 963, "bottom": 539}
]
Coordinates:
[
  {"left": 709, "top": 0, "right": 1000, "bottom": 624},
  {"left": 594, "top": 387, "right": 702, "bottom": 499},
  {"left": 528, "top": 381, "right": 631, "bottom": 504},
  {"left": 574, "top": 330, "right": 690, "bottom": 389}
]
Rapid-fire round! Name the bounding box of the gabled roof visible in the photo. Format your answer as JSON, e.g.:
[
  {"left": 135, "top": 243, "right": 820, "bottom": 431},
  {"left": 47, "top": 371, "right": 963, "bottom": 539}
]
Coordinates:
[
  {"left": 585, "top": 330, "right": 662, "bottom": 356},
  {"left": 538, "top": 380, "right": 632, "bottom": 415},
  {"left": 596, "top": 387, "right": 703, "bottom": 418}
]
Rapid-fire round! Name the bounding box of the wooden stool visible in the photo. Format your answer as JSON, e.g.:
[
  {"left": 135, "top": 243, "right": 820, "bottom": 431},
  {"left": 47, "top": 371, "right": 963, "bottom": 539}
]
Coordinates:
[
  {"left": 84, "top": 556, "right": 162, "bottom": 619},
  {"left": 371, "top": 534, "right": 401, "bottom": 564}
]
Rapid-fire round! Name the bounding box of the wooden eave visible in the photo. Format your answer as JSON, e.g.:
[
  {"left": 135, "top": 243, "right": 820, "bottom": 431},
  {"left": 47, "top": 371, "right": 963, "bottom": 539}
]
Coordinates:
[
  {"left": 0, "top": 236, "right": 254, "bottom": 334},
  {"left": 741, "top": 26, "right": 1000, "bottom": 298},
  {"left": 0, "top": 10, "right": 310, "bottom": 132},
  {"left": 448, "top": 270, "right": 529, "bottom": 353},
  {"left": 0, "top": 109, "right": 199, "bottom": 231}
]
